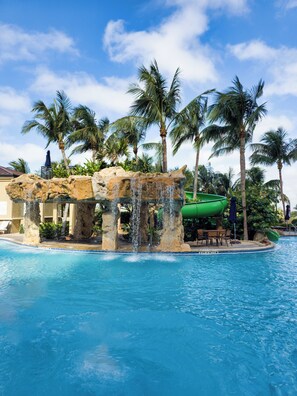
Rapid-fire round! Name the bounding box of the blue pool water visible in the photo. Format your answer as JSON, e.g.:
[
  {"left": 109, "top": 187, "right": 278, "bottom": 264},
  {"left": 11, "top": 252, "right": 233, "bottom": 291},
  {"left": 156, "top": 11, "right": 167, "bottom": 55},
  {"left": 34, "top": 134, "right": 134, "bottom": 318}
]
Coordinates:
[{"left": 0, "top": 239, "right": 297, "bottom": 395}]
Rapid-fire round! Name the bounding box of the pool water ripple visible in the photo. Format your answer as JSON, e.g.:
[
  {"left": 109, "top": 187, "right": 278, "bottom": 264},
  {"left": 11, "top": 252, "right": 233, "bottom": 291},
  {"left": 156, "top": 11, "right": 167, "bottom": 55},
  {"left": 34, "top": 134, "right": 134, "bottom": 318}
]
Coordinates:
[{"left": 0, "top": 238, "right": 297, "bottom": 395}]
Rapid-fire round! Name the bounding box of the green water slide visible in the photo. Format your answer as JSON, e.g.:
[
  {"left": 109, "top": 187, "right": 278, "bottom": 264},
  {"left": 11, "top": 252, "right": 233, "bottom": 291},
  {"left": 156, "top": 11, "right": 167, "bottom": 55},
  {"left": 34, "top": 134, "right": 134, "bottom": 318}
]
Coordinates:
[{"left": 181, "top": 192, "right": 228, "bottom": 219}]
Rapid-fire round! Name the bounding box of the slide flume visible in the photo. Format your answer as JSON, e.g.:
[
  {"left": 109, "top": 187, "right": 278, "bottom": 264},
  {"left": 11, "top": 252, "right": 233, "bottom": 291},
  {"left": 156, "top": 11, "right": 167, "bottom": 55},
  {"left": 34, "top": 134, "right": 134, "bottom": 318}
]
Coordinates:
[{"left": 181, "top": 192, "right": 228, "bottom": 219}]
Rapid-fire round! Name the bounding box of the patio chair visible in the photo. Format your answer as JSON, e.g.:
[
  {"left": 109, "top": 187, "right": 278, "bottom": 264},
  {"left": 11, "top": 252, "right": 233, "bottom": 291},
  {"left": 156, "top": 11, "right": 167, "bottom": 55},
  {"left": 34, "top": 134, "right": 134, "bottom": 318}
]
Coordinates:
[
  {"left": 223, "top": 229, "right": 231, "bottom": 246},
  {"left": 0, "top": 221, "right": 11, "bottom": 234},
  {"left": 197, "top": 229, "right": 208, "bottom": 245}
]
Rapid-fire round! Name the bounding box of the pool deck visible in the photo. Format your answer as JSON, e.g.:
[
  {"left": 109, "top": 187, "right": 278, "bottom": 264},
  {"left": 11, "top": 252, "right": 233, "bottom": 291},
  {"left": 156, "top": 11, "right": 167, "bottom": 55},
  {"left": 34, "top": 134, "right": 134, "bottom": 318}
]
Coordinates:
[{"left": 0, "top": 233, "right": 275, "bottom": 253}]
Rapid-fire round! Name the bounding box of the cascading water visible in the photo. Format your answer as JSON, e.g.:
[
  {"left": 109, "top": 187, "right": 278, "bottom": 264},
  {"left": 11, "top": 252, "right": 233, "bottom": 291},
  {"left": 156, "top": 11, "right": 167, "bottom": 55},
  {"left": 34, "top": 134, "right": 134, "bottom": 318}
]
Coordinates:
[
  {"left": 111, "top": 183, "right": 120, "bottom": 215},
  {"left": 166, "top": 185, "right": 175, "bottom": 230},
  {"left": 130, "top": 178, "right": 142, "bottom": 251}
]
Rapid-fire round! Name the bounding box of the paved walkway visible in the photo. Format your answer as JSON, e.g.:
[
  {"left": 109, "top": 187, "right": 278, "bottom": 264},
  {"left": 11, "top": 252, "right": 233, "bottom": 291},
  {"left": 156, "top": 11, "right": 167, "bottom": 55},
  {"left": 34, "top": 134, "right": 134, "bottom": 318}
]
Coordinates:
[{"left": 0, "top": 233, "right": 274, "bottom": 253}]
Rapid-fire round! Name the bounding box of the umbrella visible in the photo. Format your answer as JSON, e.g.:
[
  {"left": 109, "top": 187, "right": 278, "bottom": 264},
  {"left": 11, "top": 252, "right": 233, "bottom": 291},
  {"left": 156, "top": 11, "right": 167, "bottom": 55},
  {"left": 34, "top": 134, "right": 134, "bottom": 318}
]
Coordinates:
[
  {"left": 285, "top": 204, "right": 291, "bottom": 221},
  {"left": 45, "top": 150, "right": 51, "bottom": 168},
  {"left": 229, "top": 196, "right": 237, "bottom": 239}
]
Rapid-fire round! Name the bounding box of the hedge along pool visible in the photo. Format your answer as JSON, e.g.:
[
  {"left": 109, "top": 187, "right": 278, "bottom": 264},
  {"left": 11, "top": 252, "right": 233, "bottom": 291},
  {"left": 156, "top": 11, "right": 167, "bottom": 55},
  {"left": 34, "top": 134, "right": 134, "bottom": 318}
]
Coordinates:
[{"left": 0, "top": 238, "right": 297, "bottom": 395}]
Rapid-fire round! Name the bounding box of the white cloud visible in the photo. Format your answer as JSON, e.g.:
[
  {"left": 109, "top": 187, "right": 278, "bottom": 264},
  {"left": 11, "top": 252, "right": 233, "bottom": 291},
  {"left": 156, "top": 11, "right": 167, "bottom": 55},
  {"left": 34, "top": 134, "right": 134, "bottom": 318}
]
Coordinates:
[
  {"left": 228, "top": 40, "right": 278, "bottom": 61},
  {"left": 0, "top": 87, "right": 31, "bottom": 113},
  {"left": 286, "top": 0, "right": 297, "bottom": 8},
  {"left": 229, "top": 40, "right": 297, "bottom": 96},
  {"left": 253, "top": 114, "right": 295, "bottom": 141},
  {"left": 277, "top": 0, "right": 297, "bottom": 9},
  {"left": 29, "top": 67, "right": 132, "bottom": 120},
  {"left": 0, "top": 87, "right": 32, "bottom": 140},
  {"left": 0, "top": 143, "right": 45, "bottom": 169},
  {"left": 103, "top": 0, "right": 248, "bottom": 85},
  {"left": 0, "top": 23, "right": 79, "bottom": 64}
]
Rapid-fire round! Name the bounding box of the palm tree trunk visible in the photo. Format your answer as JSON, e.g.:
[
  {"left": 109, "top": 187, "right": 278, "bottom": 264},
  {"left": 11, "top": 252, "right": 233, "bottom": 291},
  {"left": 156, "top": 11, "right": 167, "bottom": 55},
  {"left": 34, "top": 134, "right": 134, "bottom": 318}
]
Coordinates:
[
  {"left": 193, "top": 147, "right": 200, "bottom": 200},
  {"left": 278, "top": 162, "right": 286, "bottom": 218},
  {"left": 160, "top": 126, "right": 167, "bottom": 173},
  {"left": 60, "top": 145, "right": 70, "bottom": 173},
  {"left": 240, "top": 131, "right": 248, "bottom": 240},
  {"left": 92, "top": 149, "right": 96, "bottom": 162},
  {"left": 60, "top": 143, "right": 71, "bottom": 238},
  {"left": 133, "top": 145, "right": 138, "bottom": 163}
]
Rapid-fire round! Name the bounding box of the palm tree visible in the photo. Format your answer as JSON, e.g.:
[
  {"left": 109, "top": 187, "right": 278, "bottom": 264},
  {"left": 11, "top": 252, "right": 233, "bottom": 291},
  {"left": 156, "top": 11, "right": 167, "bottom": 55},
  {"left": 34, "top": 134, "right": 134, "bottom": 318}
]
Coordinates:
[
  {"left": 128, "top": 60, "right": 181, "bottom": 172},
  {"left": 250, "top": 127, "right": 297, "bottom": 218},
  {"left": 205, "top": 76, "right": 267, "bottom": 240},
  {"left": 22, "top": 91, "right": 73, "bottom": 236},
  {"left": 22, "top": 91, "right": 72, "bottom": 173},
  {"left": 68, "top": 105, "right": 109, "bottom": 162},
  {"left": 9, "top": 158, "right": 30, "bottom": 174},
  {"left": 170, "top": 94, "right": 210, "bottom": 200},
  {"left": 110, "top": 116, "right": 147, "bottom": 162}
]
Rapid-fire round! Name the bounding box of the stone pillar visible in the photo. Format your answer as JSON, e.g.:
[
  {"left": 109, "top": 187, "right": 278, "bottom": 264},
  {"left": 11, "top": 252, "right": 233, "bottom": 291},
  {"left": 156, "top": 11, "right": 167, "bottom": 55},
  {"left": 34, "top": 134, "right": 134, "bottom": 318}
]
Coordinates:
[
  {"left": 40, "top": 203, "right": 45, "bottom": 223},
  {"left": 102, "top": 203, "right": 120, "bottom": 250},
  {"left": 73, "top": 202, "right": 96, "bottom": 240},
  {"left": 69, "top": 203, "right": 77, "bottom": 235},
  {"left": 24, "top": 201, "right": 41, "bottom": 245},
  {"left": 158, "top": 201, "right": 190, "bottom": 252},
  {"left": 52, "top": 203, "right": 58, "bottom": 224},
  {"left": 140, "top": 202, "right": 149, "bottom": 244}
]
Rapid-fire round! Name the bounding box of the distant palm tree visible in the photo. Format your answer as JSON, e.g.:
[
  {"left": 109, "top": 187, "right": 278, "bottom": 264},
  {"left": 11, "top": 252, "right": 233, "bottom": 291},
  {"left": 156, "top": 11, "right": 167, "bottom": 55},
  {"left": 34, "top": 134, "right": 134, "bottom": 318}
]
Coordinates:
[
  {"left": 245, "top": 166, "right": 265, "bottom": 187},
  {"left": 250, "top": 127, "right": 297, "bottom": 217},
  {"left": 205, "top": 76, "right": 267, "bottom": 240},
  {"left": 9, "top": 158, "right": 30, "bottom": 174},
  {"left": 136, "top": 153, "right": 154, "bottom": 173},
  {"left": 22, "top": 91, "right": 72, "bottom": 173},
  {"left": 141, "top": 142, "right": 163, "bottom": 172},
  {"left": 68, "top": 105, "right": 109, "bottom": 162},
  {"left": 198, "top": 164, "right": 216, "bottom": 194},
  {"left": 128, "top": 60, "right": 181, "bottom": 172},
  {"left": 104, "top": 134, "right": 129, "bottom": 165},
  {"left": 170, "top": 94, "right": 211, "bottom": 200},
  {"left": 110, "top": 116, "right": 147, "bottom": 162},
  {"left": 214, "top": 168, "right": 236, "bottom": 197}
]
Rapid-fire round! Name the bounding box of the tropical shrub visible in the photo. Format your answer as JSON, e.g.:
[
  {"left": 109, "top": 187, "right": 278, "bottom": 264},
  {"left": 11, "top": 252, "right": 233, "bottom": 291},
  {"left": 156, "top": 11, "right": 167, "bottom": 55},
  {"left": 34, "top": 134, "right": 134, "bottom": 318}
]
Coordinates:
[
  {"left": 40, "top": 222, "right": 69, "bottom": 239},
  {"left": 231, "top": 189, "right": 278, "bottom": 240},
  {"left": 73, "top": 160, "right": 108, "bottom": 176}
]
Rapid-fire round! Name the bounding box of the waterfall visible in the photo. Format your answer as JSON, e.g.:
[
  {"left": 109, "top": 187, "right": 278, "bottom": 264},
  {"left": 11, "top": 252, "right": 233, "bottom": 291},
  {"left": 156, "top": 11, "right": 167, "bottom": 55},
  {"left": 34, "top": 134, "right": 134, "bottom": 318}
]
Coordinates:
[
  {"left": 167, "top": 185, "right": 175, "bottom": 230},
  {"left": 130, "top": 178, "right": 142, "bottom": 251},
  {"left": 111, "top": 183, "right": 120, "bottom": 216}
]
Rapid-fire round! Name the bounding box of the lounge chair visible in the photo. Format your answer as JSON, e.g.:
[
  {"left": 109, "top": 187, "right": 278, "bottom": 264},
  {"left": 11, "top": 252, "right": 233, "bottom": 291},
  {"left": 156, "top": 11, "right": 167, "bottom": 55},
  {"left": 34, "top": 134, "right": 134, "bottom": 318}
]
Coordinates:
[{"left": 0, "top": 221, "right": 11, "bottom": 234}]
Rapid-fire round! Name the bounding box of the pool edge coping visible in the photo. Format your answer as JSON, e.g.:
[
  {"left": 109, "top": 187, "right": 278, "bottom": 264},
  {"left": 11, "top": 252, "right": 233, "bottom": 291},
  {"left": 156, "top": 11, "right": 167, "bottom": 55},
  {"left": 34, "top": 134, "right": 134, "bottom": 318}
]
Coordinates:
[{"left": 0, "top": 236, "right": 276, "bottom": 255}]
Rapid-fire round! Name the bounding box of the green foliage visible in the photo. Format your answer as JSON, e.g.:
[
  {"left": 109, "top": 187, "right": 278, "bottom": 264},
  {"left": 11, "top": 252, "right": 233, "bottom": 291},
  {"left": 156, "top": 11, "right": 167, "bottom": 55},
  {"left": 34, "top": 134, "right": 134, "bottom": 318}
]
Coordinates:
[
  {"left": 51, "top": 161, "right": 69, "bottom": 178},
  {"left": 40, "top": 222, "right": 69, "bottom": 240},
  {"left": 51, "top": 160, "right": 108, "bottom": 177},
  {"left": 93, "top": 207, "right": 103, "bottom": 228},
  {"left": 9, "top": 158, "right": 30, "bottom": 174},
  {"left": 231, "top": 189, "right": 278, "bottom": 239},
  {"left": 120, "top": 154, "right": 154, "bottom": 173},
  {"left": 184, "top": 169, "right": 194, "bottom": 192},
  {"left": 183, "top": 218, "right": 215, "bottom": 241},
  {"left": 19, "top": 224, "right": 24, "bottom": 234},
  {"left": 72, "top": 160, "right": 107, "bottom": 176}
]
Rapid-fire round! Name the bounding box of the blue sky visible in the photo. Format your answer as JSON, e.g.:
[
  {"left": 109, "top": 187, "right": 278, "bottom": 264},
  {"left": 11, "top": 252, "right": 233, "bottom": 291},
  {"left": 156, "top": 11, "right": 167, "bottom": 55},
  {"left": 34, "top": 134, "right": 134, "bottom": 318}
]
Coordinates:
[{"left": 1, "top": 0, "right": 297, "bottom": 205}]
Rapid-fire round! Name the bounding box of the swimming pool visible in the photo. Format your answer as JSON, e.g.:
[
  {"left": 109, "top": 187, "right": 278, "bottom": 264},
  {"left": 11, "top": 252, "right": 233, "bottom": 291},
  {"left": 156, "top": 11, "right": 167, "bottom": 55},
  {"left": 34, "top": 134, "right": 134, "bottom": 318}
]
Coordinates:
[{"left": 0, "top": 239, "right": 297, "bottom": 395}]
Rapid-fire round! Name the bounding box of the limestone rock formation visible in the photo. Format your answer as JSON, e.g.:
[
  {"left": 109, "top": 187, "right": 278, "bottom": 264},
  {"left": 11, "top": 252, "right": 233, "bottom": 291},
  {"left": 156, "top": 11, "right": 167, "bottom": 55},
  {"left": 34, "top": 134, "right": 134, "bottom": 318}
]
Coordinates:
[
  {"left": 6, "top": 174, "right": 94, "bottom": 202},
  {"left": 6, "top": 166, "right": 189, "bottom": 252},
  {"left": 24, "top": 201, "right": 41, "bottom": 245},
  {"left": 73, "top": 203, "right": 96, "bottom": 240}
]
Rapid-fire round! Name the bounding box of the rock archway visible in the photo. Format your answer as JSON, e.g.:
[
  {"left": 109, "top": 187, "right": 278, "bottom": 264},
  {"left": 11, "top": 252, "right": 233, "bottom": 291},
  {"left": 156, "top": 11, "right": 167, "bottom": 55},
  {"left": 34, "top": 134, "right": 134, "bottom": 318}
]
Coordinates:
[{"left": 6, "top": 166, "right": 190, "bottom": 252}]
